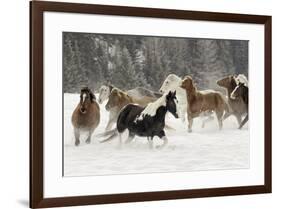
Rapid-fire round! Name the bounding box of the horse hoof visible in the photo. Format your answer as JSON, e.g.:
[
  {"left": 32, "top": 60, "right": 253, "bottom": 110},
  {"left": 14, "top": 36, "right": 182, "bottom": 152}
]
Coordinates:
[
  {"left": 86, "top": 139, "right": 91, "bottom": 144},
  {"left": 188, "top": 129, "right": 192, "bottom": 133},
  {"left": 75, "top": 141, "right": 80, "bottom": 146}
]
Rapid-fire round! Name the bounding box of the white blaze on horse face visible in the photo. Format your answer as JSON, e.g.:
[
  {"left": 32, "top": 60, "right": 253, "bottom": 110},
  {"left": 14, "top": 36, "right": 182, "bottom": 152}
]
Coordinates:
[
  {"left": 98, "top": 85, "right": 111, "bottom": 104},
  {"left": 82, "top": 93, "right": 87, "bottom": 103},
  {"left": 159, "top": 74, "right": 182, "bottom": 93}
]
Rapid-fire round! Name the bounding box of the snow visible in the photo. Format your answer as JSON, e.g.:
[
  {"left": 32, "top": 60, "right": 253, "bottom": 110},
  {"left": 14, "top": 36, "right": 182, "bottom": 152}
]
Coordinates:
[{"left": 64, "top": 93, "right": 249, "bottom": 177}]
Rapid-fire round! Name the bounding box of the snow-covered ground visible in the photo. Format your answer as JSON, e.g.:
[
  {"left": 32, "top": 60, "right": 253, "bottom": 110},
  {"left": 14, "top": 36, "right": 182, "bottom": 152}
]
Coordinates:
[{"left": 64, "top": 93, "right": 249, "bottom": 177}]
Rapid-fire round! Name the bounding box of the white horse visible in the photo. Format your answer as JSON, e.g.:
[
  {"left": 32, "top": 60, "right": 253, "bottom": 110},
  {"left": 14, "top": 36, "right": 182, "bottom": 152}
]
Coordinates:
[{"left": 159, "top": 74, "right": 187, "bottom": 122}]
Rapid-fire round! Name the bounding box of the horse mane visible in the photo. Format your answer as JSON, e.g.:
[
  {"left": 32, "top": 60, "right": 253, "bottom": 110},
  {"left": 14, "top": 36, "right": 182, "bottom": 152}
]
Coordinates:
[
  {"left": 108, "top": 84, "right": 115, "bottom": 92},
  {"left": 235, "top": 74, "right": 248, "bottom": 87},
  {"left": 81, "top": 87, "right": 96, "bottom": 102},
  {"left": 136, "top": 93, "right": 167, "bottom": 121}
]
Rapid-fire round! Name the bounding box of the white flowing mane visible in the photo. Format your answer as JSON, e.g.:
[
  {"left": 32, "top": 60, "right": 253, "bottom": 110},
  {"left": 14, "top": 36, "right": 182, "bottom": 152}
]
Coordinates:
[
  {"left": 235, "top": 74, "right": 248, "bottom": 87},
  {"left": 135, "top": 93, "right": 167, "bottom": 121}
]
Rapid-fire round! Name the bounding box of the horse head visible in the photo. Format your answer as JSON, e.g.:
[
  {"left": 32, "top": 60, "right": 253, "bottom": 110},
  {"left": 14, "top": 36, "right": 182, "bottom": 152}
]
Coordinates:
[
  {"left": 159, "top": 74, "right": 182, "bottom": 94},
  {"left": 180, "top": 76, "right": 196, "bottom": 93},
  {"left": 79, "top": 87, "right": 95, "bottom": 114},
  {"left": 216, "top": 75, "right": 238, "bottom": 92},
  {"left": 166, "top": 91, "right": 179, "bottom": 119},
  {"left": 105, "top": 88, "right": 126, "bottom": 111},
  {"left": 98, "top": 85, "right": 112, "bottom": 104}
]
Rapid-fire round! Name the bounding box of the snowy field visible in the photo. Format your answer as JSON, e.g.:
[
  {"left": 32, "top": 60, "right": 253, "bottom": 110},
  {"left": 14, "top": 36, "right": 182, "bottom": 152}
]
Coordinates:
[{"left": 64, "top": 93, "right": 249, "bottom": 177}]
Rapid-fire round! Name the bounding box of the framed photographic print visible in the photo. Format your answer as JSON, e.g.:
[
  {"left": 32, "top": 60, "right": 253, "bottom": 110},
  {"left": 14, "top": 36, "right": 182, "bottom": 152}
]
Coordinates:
[{"left": 30, "top": 0, "right": 272, "bottom": 208}]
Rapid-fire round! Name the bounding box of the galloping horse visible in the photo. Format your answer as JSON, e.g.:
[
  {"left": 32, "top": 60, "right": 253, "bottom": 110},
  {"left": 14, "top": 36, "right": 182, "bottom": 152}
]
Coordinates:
[
  {"left": 230, "top": 74, "right": 249, "bottom": 129},
  {"left": 159, "top": 74, "right": 214, "bottom": 128},
  {"left": 71, "top": 87, "right": 100, "bottom": 146},
  {"left": 180, "top": 76, "right": 229, "bottom": 132},
  {"left": 98, "top": 84, "right": 161, "bottom": 104},
  {"left": 216, "top": 75, "right": 247, "bottom": 127},
  {"left": 104, "top": 88, "right": 157, "bottom": 130},
  {"left": 101, "top": 91, "right": 179, "bottom": 149}
]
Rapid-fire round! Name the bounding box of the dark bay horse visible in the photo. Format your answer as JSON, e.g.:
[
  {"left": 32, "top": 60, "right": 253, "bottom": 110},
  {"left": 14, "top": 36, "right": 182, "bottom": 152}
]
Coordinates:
[
  {"left": 180, "top": 76, "right": 229, "bottom": 132},
  {"left": 231, "top": 80, "right": 249, "bottom": 129},
  {"left": 71, "top": 87, "right": 100, "bottom": 146},
  {"left": 101, "top": 91, "right": 179, "bottom": 149},
  {"left": 216, "top": 75, "right": 247, "bottom": 127}
]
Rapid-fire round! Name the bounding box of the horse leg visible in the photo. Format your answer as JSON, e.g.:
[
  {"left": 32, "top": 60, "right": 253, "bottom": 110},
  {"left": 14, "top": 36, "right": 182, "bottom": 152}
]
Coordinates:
[
  {"left": 201, "top": 114, "right": 215, "bottom": 128},
  {"left": 147, "top": 137, "right": 154, "bottom": 149},
  {"left": 223, "top": 110, "right": 234, "bottom": 121},
  {"left": 180, "top": 109, "right": 186, "bottom": 123},
  {"left": 187, "top": 116, "right": 193, "bottom": 133},
  {"left": 156, "top": 131, "right": 168, "bottom": 149},
  {"left": 85, "top": 129, "right": 94, "bottom": 144},
  {"left": 239, "top": 114, "right": 248, "bottom": 129},
  {"left": 105, "top": 113, "right": 116, "bottom": 131},
  {"left": 125, "top": 133, "right": 135, "bottom": 144},
  {"left": 74, "top": 128, "right": 80, "bottom": 146},
  {"left": 216, "top": 111, "right": 224, "bottom": 130},
  {"left": 235, "top": 114, "right": 242, "bottom": 127}
]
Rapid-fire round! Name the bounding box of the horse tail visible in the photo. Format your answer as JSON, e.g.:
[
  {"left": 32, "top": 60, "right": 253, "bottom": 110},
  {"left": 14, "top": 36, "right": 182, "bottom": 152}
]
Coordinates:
[
  {"left": 96, "top": 128, "right": 117, "bottom": 138},
  {"left": 99, "top": 129, "right": 118, "bottom": 143}
]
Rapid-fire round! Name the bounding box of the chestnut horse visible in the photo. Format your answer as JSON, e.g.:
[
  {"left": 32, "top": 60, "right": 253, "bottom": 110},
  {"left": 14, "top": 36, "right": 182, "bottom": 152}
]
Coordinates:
[
  {"left": 71, "top": 87, "right": 100, "bottom": 146},
  {"left": 180, "top": 76, "right": 229, "bottom": 132}
]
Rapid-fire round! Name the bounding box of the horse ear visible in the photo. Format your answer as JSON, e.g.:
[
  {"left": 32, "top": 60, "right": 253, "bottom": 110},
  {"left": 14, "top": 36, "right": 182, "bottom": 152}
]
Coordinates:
[
  {"left": 89, "top": 89, "right": 96, "bottom": 102},
  {"left": 172, "top": 91, "right": 176, "bottom": 97}
]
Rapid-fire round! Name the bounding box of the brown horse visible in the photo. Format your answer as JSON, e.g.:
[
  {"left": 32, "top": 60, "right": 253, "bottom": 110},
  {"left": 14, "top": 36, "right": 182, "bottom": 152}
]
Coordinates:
[
  {"left": 71, "top": 87, "right": 100, "bottom": 146},
  {"left": 104, "top": 88, "right": 157, "bottom": 130},
  {"left": 180, "top": 76, "right": 229, "bottom": 132},
  {"left": 216, "top": 75, "right": 247, "bottom": 127}
]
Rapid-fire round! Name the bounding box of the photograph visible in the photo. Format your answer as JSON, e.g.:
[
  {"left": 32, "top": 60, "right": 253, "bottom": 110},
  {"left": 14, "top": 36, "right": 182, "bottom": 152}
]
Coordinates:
[{"left": 63, "top": 32, "right": 249, "bottom": 177}]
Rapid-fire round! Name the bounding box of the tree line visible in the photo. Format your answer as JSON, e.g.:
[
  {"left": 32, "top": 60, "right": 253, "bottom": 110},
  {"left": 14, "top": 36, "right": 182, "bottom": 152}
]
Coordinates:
[{"left": 63, "top": 32, "right": 248, "bottom": 93}]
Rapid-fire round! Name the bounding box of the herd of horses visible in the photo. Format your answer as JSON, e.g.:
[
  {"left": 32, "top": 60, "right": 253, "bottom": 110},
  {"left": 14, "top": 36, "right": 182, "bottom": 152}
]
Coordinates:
[{"left": 71, "top": 74, "right": 249, "bottom": 148}]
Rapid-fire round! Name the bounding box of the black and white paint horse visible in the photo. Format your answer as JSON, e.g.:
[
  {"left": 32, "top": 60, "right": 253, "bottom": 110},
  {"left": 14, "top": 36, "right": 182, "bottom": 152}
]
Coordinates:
[
  {"left": 100, "top": 91, "right": 179, "bottom": 149},
  {"left": 230, "top": 74, "right": 249, "bottom": 129}
]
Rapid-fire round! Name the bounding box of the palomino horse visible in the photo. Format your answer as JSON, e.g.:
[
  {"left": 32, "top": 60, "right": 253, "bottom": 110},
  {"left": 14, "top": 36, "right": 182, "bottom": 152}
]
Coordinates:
[
  {"left": 104, "top": 88, "right": 157, "bottom": 130},
  {"left": 101, "top": 91, "right": 179, "bottom": 149},
  {"left": 71, "top": 87, "right": 100, "bottom": 146},
  {"left": 180, "top": 76, "right": 229, "bottom": 132},
  {"left": 98, "top": 84, "right": 161, "bottom": 104},
  {"left": 216, "top": 74, "right": 247, "bottom": 127},
  {"left": 230, "top": 75, "right": 249, "bottom": 129},
  {"left": 98, "top": 84, "right": 161, "bottom": 131},
  {"left": 159, "top": 73, "right": 214, "bottom": 128}
]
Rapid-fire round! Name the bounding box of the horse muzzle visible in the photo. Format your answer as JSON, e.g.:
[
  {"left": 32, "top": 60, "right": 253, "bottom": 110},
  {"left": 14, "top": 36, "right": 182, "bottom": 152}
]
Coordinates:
[{"left": 80, "top": 107, "right": 86, "bottom": 114}]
